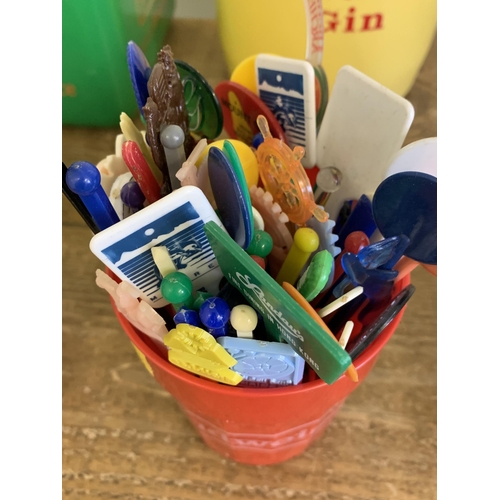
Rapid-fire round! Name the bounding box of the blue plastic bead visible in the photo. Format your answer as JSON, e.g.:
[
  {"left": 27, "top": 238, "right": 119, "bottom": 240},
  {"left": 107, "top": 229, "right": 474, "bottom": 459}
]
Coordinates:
[
  {"left": 66, "top": 161, "right": 101, "bottom": 195},
  {"left": 173, "top": 308, "right": 200, "bottom": 327},
  {"left": 120, "top": 180, "right": 146, "bottom": 209},
  {"left": 251, "top": 133, "right": 264, "bottom": 149},
  {"left": 199, "top": 297, "right": 231, "bottom": 338}
]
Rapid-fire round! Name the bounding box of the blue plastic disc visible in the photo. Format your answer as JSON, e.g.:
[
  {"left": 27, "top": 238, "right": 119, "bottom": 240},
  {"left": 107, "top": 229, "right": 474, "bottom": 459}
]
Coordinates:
[{"left": 372, "top": 171, "right": 437, "bottom": 265}]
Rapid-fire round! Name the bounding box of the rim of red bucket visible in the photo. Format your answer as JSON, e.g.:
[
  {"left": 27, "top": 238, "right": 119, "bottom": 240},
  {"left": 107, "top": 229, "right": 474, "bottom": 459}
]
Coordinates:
[{"left": 109, "top": 268, "right": 411, "bottom": 397}]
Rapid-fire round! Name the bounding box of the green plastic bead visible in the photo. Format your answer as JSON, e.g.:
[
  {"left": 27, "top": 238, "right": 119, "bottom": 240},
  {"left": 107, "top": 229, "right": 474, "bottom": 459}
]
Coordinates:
[
  {"left": 192, "top": 291, "right": 213, "bottom": 311},
  {"left": 245, "top": 229, "right": 273, "bottom": 258},
  {"left": 296, "top": 250, "right": 334, "bottom": 301},
  {"left": 160, "top": 271, "right": 194, "bottom": 310}
]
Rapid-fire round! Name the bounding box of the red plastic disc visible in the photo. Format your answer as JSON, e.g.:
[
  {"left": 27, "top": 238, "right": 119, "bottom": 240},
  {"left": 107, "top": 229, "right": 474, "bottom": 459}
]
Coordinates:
[{"left": 214, "top": 81, "right": 287, "bottom": 146}]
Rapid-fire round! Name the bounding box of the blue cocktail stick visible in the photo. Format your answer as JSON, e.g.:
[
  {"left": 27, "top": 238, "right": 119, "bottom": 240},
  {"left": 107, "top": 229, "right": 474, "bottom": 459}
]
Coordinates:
[
  {"left": 62, "top": 162, "right": 100, "bottom": 234},
  {"left": 66, "top": 161, "right": 120, "bottom": 231}
]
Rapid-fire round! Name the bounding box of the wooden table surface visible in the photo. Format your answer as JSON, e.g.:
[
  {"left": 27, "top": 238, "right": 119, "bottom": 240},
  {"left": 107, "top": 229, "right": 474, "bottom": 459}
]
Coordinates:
[{"left": 63, "top": 19, "right": 437, "bottom": 500}]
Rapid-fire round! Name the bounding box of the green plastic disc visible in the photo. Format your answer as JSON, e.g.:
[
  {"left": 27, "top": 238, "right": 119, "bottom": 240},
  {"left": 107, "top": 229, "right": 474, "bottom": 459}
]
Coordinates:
[
  {"left": 296, "top": 250, "right": 334, "bottom": 301},
  {"left": 175, "top": 59, "right": 223, "bottom": 139}
]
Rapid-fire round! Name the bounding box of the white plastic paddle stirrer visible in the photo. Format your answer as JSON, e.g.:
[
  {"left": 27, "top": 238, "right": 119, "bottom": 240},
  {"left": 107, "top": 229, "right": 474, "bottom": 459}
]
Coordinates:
[{"left": 316, "top": 65, "right": 415, "bottom": 220}]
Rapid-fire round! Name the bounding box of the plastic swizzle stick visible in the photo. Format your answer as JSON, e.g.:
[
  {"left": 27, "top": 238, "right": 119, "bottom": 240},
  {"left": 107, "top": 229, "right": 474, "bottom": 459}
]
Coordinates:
[
  {"left": 230, "top": 305, "right": 258, "bottom": 339},
  {"left": 314, "top": 166, "right": 342, "bottom": 207},
  {"left": 276, "top": 227, "right": 319, "bottom": 286},
  {"left": 338, "top": 321, "right": 354, "bottom": 349},
  {"left": 121, "top": 141, "right": 161, "bottom": 205},
  {"left": 255, "top": 115, "right": 328, "bottom": 226},
  {"left": 160, "top": 124, "right": 186, "bottom": 191},
  {"left": 62, "top": 162, "right": 100, "bottom": 234},
  {"left": 281, "top": 281, "right": 358, "bottom": 383},
  {"left": 66, "top": 161, "right": 120, "bottom": 231},
  {"left": 151, "top": 246, "right": 177, "bottom": 278},
  {"left": 303, "top": 0, "right": 329, "bottom": 127}
]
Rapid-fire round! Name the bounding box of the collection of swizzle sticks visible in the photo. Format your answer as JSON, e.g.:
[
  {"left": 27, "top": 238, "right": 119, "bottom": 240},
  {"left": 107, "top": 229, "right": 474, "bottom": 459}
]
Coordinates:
[{"left": 62, "top": 39, "right": 436, "bottom": 388}]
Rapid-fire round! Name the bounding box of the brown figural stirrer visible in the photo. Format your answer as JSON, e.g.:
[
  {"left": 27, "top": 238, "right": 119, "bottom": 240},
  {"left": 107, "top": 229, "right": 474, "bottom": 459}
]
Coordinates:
[{"left": 143, "top": 45, "right": 195, "bottom": 197}]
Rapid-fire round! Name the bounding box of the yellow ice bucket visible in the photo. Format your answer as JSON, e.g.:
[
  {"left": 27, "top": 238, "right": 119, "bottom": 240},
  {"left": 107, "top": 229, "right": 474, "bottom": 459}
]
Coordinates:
[{"left": 216, "top": 0, "right": 436, "bottom": 96}]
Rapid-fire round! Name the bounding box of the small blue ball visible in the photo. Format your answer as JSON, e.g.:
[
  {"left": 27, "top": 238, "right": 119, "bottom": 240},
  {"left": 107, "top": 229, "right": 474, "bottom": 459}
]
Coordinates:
[
  {"left": 199, "top": 297, "right": 230, "bottom": 329},
  {"left": 251, "top": 133, "right": 264, "bottom": 150},
  {"left": 66, "top": 161, "right": 101, "bottom": 195},
  {"left": 120, "top": 181, "right": 145, "bottom": 209},
  {"left": 173, "top": 308, "right": 200, "bottom": 327}
]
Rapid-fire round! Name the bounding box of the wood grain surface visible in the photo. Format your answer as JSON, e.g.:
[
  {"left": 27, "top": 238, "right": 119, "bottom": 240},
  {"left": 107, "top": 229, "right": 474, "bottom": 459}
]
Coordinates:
[{"left": 62, "top": 19, "right": 437, "bottom": 500}]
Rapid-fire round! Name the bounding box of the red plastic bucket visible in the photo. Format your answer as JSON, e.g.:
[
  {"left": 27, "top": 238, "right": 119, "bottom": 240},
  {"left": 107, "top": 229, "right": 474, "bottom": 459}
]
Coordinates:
[{"left": 110, "top": 270, "right": 410, "bottom": 465}]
